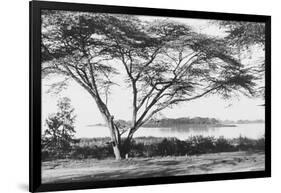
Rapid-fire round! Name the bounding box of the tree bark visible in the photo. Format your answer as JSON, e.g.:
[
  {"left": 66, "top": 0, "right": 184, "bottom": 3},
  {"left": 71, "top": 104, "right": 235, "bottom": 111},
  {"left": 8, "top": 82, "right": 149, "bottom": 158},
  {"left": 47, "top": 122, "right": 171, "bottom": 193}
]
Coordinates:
[
  {"left": 108, "top": 116, "right": 122, "bottom": 160},
  {"left": 112, "top": 144, "right": 122, "bottom": 160},
  {"left": 120, "top": 137, "right": 132, "bottom": 158}
]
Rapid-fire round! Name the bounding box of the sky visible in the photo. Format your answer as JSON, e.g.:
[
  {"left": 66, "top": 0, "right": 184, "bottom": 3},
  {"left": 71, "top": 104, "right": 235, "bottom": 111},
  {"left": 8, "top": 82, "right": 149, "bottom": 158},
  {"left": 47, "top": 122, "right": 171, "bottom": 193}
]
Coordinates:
[{"left": 41, "top": 14, "right": 265, "bottom": 136}]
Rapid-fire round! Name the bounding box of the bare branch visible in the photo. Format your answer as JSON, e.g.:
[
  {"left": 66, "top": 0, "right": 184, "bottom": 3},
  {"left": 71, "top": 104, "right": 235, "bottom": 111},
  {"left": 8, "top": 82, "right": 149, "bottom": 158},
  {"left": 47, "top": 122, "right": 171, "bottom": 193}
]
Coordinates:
[
  {"left": 135, "top": 47, "right": 161, "bottom": 80},
  {"left": 138, "top": 85, "right": 222, "bottom": 127}
]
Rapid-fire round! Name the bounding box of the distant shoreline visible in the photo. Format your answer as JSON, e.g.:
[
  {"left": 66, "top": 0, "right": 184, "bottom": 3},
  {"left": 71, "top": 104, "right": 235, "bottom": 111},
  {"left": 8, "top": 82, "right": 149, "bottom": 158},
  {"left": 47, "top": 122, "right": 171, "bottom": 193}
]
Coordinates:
[
  {"left": 86, "top": 123, "right": 239, "bottom": 128},
  {"left": 144, "top": 123, "right": 237, "bottom": 128},
  {"left": 86, "top": 118, "right": 264, "bottom": 128}
]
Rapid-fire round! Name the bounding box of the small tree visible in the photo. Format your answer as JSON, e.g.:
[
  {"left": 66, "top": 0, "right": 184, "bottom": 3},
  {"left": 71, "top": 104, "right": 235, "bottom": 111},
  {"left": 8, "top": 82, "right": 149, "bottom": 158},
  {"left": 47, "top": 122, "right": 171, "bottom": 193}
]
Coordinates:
[{"left": 42, "top": 97, "right": 76, "bottom": 158}]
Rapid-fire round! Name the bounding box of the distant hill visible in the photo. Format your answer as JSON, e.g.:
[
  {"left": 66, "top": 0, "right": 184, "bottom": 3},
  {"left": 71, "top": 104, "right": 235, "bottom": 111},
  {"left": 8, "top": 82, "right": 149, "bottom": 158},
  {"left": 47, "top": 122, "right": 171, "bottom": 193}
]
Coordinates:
[
  {"left": 221, "top": 119, "right": 265, "bottom": 124},
  {"left": 86, "top": 123, "right": 104, "bottom": 127},
  {"left": 87, "top": 117, "right": 264, "bottom": 128},
  {"left": 143, "top": 117, "right": 221, "bottom": 127}
]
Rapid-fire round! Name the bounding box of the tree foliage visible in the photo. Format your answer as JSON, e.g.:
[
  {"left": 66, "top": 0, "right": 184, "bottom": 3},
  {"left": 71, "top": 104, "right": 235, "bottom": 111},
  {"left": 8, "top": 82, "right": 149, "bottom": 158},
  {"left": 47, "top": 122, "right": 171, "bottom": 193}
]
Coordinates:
[
  {"left": 217, "top": 21, "right": 265, "bottom": 99},
  {"left": 218, "top": 21, "right": 265, "bottom": 48}
]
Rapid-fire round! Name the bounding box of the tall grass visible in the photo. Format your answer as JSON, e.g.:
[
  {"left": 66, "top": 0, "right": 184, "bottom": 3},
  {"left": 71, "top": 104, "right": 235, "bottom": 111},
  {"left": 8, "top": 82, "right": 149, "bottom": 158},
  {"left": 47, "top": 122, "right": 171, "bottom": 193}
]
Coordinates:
[{"left": 42, "top": 136, "right": 265, "bottom": 161}]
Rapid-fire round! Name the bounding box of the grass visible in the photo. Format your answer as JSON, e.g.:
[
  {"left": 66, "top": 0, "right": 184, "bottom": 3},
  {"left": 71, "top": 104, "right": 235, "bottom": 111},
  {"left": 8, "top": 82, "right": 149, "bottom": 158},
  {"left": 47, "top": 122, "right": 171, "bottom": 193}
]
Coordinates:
[{"left": 42, "top": 136, "right": 265, "bottom": 161}]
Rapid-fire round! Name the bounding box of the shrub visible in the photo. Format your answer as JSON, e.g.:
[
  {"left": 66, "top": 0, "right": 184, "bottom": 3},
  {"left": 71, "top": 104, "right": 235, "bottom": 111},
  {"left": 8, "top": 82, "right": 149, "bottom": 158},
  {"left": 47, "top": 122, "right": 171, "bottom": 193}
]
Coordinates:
[
  {"left": 254, "top": 137, "right": 265, "bottom": 150},
  {"left": 186, "top": 136, "right": 215, "bottom": 154},
  {"left": 157, "top": 138, "right": 187, "bottom": 156},
  {"left": 69, "top": 145, "right": 113, "bottom": 159},
  {"left": 215, "top": 137, "right": 235, "bottom": 152}
]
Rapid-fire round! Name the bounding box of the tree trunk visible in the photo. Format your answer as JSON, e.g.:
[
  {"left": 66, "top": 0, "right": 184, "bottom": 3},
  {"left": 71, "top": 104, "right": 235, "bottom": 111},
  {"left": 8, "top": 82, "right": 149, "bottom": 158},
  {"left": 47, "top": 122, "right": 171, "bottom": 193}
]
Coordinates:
[
  {"left": 120, "top": 137, "right": 132, "bottom": 158},
  {"left": 74, "top": 72, "right": 123, "bottom": 160},
  {"left": 108, "top": 116, "right": 122, "bottom": 160},
  {"left": 100, "top": 110, "right": 136, "bottom": 160},
  {"left": 112, "top": 143, "right": 122, "bottom": 160}
]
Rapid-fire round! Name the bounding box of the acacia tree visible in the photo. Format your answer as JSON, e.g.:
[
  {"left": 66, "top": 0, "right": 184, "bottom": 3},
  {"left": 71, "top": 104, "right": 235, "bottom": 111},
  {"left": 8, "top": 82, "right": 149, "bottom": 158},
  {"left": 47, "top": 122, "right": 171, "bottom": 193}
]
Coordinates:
[{"left": 42, "top": 11, "right": 259, "bottom": 159}]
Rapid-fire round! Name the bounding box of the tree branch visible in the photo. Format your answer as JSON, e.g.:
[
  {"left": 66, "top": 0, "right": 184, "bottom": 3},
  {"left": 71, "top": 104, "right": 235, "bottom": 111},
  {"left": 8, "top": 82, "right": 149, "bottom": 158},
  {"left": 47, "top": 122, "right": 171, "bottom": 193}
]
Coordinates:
[{"left": 138, "top": 85, "right": 222, "bottom": 128}]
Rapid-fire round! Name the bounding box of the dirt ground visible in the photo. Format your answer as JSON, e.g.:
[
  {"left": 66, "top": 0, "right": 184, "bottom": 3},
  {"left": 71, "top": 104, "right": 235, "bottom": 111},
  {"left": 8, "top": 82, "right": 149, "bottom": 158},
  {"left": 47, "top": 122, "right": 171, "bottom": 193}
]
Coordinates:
[{"left": 42, "top": 151, "right": 265, "bottom": 184}]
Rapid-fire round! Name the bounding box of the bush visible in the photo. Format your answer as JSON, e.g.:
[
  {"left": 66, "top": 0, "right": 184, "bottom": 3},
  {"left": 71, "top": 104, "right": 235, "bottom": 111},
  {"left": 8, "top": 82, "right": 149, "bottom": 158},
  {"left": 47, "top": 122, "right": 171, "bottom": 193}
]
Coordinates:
[
  {"left": 187, "top": 136, "right": 215, "bottom": 154},
  {"left": 215, "top": 137, "right": 235, "bottom": 152},
  {"left": 157, "top": 138, "right": 187, "bottom": 156},
  {"left": 254, "top": 137, "right": 265, "bottom": 150},
  {"left": 235, "top": 136, "right": 255, "bottom": 151},
  {"left": 69, "top": 145, "right": 113, "bottom": 159}
]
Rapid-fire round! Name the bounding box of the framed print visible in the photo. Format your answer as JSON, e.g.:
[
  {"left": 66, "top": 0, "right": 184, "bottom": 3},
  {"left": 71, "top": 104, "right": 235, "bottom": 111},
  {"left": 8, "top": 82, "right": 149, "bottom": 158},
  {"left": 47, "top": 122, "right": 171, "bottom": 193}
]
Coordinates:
[{"left": 29, "top": 1, "right": 271, "bottom": 192}]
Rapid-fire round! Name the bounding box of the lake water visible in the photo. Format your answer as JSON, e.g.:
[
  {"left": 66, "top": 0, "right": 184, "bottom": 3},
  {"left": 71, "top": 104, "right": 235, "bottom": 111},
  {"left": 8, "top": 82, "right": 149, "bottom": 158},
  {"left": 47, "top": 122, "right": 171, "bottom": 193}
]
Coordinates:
[{"left": 78, "top": 123, "right": 265, "bottom": 140}]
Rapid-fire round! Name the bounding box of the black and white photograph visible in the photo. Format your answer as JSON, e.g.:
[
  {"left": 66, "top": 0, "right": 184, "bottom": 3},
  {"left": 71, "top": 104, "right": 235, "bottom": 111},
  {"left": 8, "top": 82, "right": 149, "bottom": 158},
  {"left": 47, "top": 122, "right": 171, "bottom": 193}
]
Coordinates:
[{"left": 40, "top": 8, "right": 267, "bottom": 185}]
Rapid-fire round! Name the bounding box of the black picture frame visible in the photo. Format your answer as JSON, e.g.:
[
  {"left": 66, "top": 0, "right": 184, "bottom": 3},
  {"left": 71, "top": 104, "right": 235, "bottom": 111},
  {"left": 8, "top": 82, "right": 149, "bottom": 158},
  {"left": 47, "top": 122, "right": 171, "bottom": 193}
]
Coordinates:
[{"left": 30, "top": 1, "right": 271, "bottom": 192}]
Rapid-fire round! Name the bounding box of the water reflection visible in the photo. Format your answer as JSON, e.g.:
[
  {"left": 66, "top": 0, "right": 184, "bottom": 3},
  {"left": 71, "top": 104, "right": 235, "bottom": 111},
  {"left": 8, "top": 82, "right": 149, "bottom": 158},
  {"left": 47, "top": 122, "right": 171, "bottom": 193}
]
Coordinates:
[
  {"left": 159, "top": 124, "right": 218, "bottom": 133},
  {"left": 134, "top": 123, "right": 265, "bottom": 140},
  {"left": 80, "top": 123, "right": 265, "bottom": 140}
]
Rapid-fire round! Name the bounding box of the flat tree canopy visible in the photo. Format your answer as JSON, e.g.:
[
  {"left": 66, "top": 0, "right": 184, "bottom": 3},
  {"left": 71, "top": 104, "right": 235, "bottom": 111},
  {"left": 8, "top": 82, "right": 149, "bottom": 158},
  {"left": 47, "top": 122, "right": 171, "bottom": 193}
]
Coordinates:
[{"left": 42, "top": 11, "right": 261, "bottom": 159}]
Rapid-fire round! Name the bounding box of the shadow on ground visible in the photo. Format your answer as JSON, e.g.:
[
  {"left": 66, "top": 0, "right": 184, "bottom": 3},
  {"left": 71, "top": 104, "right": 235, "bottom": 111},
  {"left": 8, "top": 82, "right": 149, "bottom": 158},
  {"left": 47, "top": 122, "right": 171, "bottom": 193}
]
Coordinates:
[{"left": 42, "top": 151, "right": 265, "bottom": 184}]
